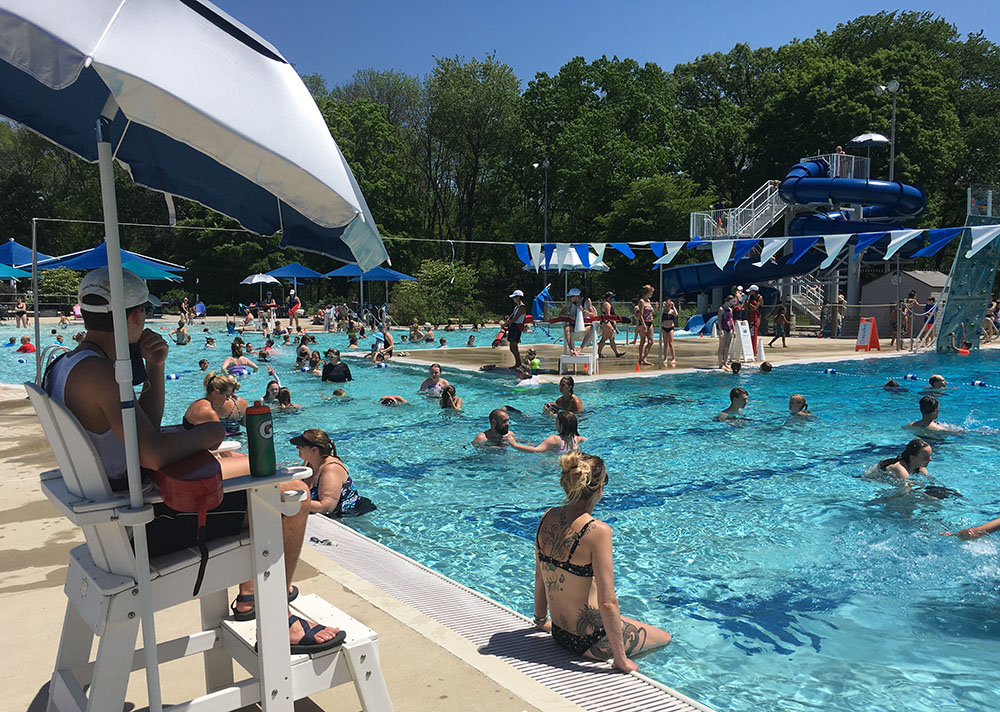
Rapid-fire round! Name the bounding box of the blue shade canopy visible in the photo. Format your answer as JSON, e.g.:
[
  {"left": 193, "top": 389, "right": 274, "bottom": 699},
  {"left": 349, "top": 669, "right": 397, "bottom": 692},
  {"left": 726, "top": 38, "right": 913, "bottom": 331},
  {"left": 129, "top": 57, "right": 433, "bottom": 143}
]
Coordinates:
[
  {"left": 346, "top": 266, "right": 416, "bottom": 282},
  {"left": 0, "top": 238, "right": 50, "bottom": 265},
  {"left": 266, "top": 263, "right": 323, "bottom": 279},
  {"left": 0, "top": 263, "right": 31, "bottom": 279},
  {"left": 33, "top": 244, "right": 185, "bottom": 272},
  {"left": 324, "top": 264, "right": 371, "bottom": 278},
  {"left": 0, "top": 0, "right": 387, "bottom": 270},
  {"left": 121, "top": 259, "right": 181, "bottom": 282}
]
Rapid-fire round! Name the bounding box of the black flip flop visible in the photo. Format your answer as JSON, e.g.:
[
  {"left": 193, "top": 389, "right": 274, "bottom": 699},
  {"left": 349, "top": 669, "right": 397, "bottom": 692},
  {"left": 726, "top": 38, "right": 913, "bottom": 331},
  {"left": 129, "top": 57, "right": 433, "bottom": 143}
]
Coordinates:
[
  {"left": 230, "top": 585, "right": 299, "bottom": 621},
  {"left": 288, "top": 615, "right": 347, "bottom": 654}
]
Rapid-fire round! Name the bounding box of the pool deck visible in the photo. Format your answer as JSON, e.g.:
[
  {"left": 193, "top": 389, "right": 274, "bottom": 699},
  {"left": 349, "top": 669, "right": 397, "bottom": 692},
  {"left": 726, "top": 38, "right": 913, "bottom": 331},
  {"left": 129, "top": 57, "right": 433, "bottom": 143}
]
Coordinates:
[{"left": 2, "top": 317, "right": 984, "bottom": 711}]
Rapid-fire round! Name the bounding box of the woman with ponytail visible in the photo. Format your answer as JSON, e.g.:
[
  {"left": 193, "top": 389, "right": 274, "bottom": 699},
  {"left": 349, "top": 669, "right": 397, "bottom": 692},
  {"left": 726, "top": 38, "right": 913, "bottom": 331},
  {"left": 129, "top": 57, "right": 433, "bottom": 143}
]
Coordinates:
[{"left": 533, "top": 452, "right": 671, "bottom": 671}]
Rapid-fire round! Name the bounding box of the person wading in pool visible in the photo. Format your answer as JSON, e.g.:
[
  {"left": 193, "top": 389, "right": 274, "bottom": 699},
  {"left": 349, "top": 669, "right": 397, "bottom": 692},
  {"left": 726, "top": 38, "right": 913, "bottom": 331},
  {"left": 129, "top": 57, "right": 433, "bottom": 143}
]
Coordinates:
[
  {"left": 533, "top": 452, "right": 670, "bottom": 670},
  {"left": 718, "top": 387, "right": 748, "bottom": 421},
  {"left": 473, "top": 408, "right": 516, "bottom": 446},
  {"left": 543, "top": 376, "right": 584, "bottom": 414},
  {"left": 906, "top": 395, "right": 957, "bottom": 432},
  {"left": 418, "top": 363, "right": 450, "bottom": 396},
  {"left": 505, "top": 411, "right": 586, "bottom": 454},
  {"left": 876, "top": 439, "right": 932, "bottom": 481}
]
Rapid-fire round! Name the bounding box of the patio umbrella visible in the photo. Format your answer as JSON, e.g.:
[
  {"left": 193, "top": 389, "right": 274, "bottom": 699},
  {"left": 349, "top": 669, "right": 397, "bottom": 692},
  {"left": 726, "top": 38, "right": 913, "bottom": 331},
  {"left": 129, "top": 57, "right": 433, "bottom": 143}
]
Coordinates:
[
  {"left": 0, "top": 3, "right": 388, "bottom": 706},
  {"left": 0, "top": 238, "right": 50, "bottom": 265},
  {"left": 848, "top": 132, "right": 890, "bottom": 168},
  {"left": 266, "top": 262, "right": 323, "bottom": 295},
  {"left": 32, "top": 243, "right": 185, "bottom": 271},
  {"left": 241, "top": 272, "right": 280, "bottom": 303},
  {"left": 121, "top": 259, "right": 182, "bottom": 282}
]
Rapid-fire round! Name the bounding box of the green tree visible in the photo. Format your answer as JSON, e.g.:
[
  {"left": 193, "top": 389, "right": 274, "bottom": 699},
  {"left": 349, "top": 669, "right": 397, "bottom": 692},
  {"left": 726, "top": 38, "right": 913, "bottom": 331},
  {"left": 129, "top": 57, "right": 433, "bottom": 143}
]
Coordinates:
[
  {"left": 36, "top": 268, "right": 81, "bottom": 298},
  {"left": 390, "top": 259, "right": 483, "bottom": 324}
]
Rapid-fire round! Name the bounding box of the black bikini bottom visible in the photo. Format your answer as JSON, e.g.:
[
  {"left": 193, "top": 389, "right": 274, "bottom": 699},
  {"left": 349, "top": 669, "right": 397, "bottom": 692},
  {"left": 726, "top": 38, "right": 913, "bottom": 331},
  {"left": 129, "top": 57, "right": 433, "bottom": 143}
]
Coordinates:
[{"left": 551, "top": 622, "right": 607, "bottom": 655}]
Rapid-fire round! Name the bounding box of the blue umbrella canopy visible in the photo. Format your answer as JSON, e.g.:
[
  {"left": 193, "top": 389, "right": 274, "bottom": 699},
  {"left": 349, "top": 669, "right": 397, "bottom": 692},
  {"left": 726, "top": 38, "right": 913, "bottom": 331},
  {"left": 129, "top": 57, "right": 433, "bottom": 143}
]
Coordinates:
[
  {"left": 266, "top": 263, "right": 323, "bottom": 279},
  {"left": 347, "top": 266, "right": 416, "bottom": 282},
  {"left": 33, "top": 244, "right": 185, "bottom": 272},
  {"left": 0, "top": 263, "right": 31, "bottom": 279},
  {"left": 0, "top": 238, "right": 50, "bottom": 265},
  {"left": 121, "top": 259, "right": 182, "bottom": 282}
]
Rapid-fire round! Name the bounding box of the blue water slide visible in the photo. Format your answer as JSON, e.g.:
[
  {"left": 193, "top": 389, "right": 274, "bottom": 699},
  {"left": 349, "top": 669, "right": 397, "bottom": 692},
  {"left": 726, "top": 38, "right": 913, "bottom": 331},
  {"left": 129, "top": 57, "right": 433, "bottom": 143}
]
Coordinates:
[{"left": 779, "top": 159, "right": 926, "bottom": 236}]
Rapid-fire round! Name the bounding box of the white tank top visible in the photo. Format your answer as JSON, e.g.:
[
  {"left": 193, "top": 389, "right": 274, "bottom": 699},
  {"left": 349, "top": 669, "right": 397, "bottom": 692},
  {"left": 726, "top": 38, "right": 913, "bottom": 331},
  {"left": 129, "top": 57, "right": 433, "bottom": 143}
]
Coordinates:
[{"left": 45, "top": 349, "right": 128, "bottom": 482}]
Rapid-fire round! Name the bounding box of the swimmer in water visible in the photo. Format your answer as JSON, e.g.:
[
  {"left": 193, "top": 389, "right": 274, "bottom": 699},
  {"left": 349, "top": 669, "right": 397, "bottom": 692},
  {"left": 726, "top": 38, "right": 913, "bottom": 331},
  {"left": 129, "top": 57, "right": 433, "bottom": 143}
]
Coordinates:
[
  {"left": 787, "top": 394, "right": 814, "bottom": 417},
  {"left": 759, "top": 361, "right": 773, "bottom": 373},
  {"left": 875, "top": 439, "right": 931, "bottom": 481},
  {"left": 473, "top": 408, "right": 514, "bottom": 446},
  {"left": 275, "top": 387, "right": 302, "bottom": 411},
  {"left": 440, "top": 384, "right": 463, "bottom": 411},
  {"left": 730, "top": 360, "right": 742, "bottom": 375},
  {"left": 718, "top": 387, "right": 748, "bottom": 421},
  {"left": 418, "top": 363, "right": 449, "bottom": 396},
  {"left": 927, "top": 374, "right": 947, "bottom": 389},
  {"left": 906, "top": 395, "right": 959, "bottom": 432},
  {"left": 379, "top": 395, "right": 407, "bottom": 406},
  {"left": 883, "top": 379, "right": 906, "bottom": 392},
  {"left": 221, "top": 342, "right": 258, "bottom": 375},
  {"left": 941, "top": 515, "right": 1000, "bottom": 540},
  {"left": 504, "top": 411, "right": 586, "bottom": 454},
  {"left": 198, "top": 359, "right": 210, "bottom": 371},
  {"left": 543, "top": 376, "right": 584, "bottom": 414}
]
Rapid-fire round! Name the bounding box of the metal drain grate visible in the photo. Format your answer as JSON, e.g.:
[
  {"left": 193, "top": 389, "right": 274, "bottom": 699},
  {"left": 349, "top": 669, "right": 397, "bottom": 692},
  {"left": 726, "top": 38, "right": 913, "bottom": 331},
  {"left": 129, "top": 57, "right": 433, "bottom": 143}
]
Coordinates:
[{"left": 306, "top": 517, "right": 715, "bottom": 712}]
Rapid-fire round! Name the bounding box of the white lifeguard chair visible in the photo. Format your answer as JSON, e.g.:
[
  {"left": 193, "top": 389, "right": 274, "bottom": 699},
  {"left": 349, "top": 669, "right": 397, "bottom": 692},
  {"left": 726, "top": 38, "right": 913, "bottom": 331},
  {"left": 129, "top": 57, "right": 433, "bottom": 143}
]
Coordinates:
[
  {"left": 557, "top": 310, "right": 598, "bottom": 375},
  {"left": 25, "top": 382, "right": 392, "bottom": 712}
]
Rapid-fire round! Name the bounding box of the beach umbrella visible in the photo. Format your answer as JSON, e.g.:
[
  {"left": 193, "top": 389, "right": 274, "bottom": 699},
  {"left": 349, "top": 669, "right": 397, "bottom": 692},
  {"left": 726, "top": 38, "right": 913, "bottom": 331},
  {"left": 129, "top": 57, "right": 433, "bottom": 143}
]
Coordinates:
[
  {"left": 848, "top": 132, "right": 891, "bottom": 169},
  {"left": 0, "top": 3, "right": 389, "bottom": 706},
  {"left": 121, "top": 259, "right": 182, "bottom": 282},
  {"left": 32, "top": 243, "right": 185, "bottom": 272},
  {"left": 241, "top": 272, "right": 280, "bottom": 303},
  {"left": 0, "top": 238, "right": 49, "bottom": 265},
  {"left": 0, "top": 263, "right": 30, "bottom": 279}
]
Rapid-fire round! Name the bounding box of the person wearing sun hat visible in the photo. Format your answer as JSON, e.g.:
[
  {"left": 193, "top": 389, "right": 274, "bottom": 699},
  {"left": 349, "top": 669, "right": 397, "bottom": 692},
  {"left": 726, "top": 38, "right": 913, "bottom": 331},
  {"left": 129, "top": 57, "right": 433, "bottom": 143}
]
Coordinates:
[{"left": 499, "top": 288, "right": 527, "bottom": 369}]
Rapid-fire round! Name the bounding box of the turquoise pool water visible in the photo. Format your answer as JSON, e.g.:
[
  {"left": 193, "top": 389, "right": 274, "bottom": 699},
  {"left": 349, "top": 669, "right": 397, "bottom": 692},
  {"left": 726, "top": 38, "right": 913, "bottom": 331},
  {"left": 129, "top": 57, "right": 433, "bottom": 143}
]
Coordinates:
[{"left": 6, "top": 322, "right": 1000, "bottom": 712}]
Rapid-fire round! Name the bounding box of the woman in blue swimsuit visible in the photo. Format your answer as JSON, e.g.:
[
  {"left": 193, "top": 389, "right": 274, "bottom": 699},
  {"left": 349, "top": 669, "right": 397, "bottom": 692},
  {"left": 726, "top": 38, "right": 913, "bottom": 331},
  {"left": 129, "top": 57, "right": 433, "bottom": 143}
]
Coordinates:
[{"left": 532, "top": 452, "right": 670, "bottom": 670}]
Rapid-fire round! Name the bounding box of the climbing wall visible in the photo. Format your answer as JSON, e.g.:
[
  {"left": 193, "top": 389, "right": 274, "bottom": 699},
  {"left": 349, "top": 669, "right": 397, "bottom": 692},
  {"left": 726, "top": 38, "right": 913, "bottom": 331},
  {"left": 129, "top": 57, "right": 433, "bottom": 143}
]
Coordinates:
[{"left": 935, "top": 189, "right": 1000, "bottom": 352}]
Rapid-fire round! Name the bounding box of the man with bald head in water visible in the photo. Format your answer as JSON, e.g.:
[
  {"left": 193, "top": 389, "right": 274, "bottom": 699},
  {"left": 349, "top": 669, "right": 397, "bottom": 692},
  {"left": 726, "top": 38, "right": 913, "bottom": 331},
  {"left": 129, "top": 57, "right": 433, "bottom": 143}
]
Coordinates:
[{"left": 473, "top": 408, "right": 516, "bottom": 446}]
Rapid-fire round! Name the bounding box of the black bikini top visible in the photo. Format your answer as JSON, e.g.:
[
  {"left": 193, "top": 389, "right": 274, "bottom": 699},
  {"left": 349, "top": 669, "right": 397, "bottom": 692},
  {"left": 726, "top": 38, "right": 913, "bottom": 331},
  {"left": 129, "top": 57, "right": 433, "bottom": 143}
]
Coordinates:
[{"left": 536, "top": 516, "right": 596, "bottom": 578}]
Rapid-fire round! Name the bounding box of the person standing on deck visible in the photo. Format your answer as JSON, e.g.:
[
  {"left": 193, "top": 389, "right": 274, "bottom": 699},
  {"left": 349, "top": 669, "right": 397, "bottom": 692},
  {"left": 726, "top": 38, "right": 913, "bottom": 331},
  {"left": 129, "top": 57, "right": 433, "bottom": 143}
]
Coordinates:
[
  {"left": 500, "top": 289, "right": 527, "bottom": 370},
  {"left": 744, "top": 285, "right": 764, "bottom": 355}
]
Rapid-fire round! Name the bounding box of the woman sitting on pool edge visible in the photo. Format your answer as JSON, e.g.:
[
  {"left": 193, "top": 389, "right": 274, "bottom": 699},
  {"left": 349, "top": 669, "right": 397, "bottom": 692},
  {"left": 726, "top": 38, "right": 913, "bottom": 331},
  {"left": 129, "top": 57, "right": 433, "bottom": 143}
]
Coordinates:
[
  {"left": 506, "top": 411, "right": 586, "bottom": 454},
  {"left": 533, "top": 452, "right": 670, "bottom": 670},
  {"left": 292, "top": 428, "right": 375, "bottom": 518}
]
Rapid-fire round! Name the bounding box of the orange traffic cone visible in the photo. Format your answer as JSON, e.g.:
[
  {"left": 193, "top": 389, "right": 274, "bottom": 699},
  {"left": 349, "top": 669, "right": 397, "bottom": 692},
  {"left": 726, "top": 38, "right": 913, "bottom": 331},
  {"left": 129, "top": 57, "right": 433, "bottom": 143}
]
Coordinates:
[
  {"left": 635, "top": 360, "right": 641, "bottom": 372},
  {"left": 583, "top": 363, "right": 589, "bottom": 375}
]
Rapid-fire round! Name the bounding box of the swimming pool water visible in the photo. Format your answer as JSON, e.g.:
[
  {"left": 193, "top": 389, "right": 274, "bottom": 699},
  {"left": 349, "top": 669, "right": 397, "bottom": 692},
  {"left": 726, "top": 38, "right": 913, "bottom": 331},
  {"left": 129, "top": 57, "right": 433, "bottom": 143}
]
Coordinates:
[{"left": 6, "top": 322, "right": 1000, "bottom": 712}]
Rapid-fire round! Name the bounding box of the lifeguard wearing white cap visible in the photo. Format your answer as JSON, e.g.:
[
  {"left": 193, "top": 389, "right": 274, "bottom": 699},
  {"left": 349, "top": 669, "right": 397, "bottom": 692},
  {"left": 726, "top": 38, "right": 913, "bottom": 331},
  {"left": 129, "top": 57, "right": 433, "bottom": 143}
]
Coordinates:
[
  {"left": 748, "top": 285, "right": 759, "bottom": 292},
  {"left": 567, "top": 287, "right": 581, "bottom": 297},
  {"left": 509, "top": 289, "right": 524, "bottom": 298},
  {"left": 78, "top": 267, "right": 161, "bottom": 312}
]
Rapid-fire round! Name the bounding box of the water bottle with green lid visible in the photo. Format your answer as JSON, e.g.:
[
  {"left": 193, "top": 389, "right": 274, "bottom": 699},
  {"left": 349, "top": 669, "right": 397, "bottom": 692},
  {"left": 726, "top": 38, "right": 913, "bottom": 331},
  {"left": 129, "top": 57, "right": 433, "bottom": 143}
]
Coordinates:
[{"left": 245, "top": 400, "right": 276, "bottom": 478}]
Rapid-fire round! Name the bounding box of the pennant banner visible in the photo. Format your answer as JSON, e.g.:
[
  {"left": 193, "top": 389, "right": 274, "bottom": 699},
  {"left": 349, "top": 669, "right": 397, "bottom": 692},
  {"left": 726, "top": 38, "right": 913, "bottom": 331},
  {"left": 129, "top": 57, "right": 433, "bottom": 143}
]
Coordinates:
[
  {"left": 883, "top": 229, "right": 923, "bottom": 260},
  {"left": 610, "top": 242, "right": 635, "bottom": 258},
  {"left": 543, "top": 243, "right": 556, "bottom": 269},
  {"left": 573, "top": 243, "right": 591, "bottom": 268},
  {"left": 911, "top": 227, "right": 963, "bottom": 258},
  {"left": 650, "top": 242, "right": 665, "bottom": 258},
  {"left": 754, "top": 238, "right": 788, "bottom": 266},
  {"left": 652, "top": 242, "right": 686, "bottom": 267},
  {"left": 555, "top": 243, "right": 571, "bottom": 271},
  {"left": 591, "top": 243, "right": 607, "bottom": 264},
  {"left": 515, "top": 243, "right": 531, "bottom": 265},
  {"left": 731, "top": 239, "right": 757, "bottom": 264},
  {"left": 965, "top": 225, "right": 1000, "bottom": 258},
  {"left": 528, "top": 243, "right": 542, "bottom": 272},
  {"left": 854, "top": 231, "right": 887, "bottom": 261},
  {"left": 819, "top": 234, "right": 852, "bottom": 269},
  {"left": 788, "top": 236, "right": 820, "bottom": 264},
  {"left": 712, "top": 240, "right": 734, "bottom": 270}
]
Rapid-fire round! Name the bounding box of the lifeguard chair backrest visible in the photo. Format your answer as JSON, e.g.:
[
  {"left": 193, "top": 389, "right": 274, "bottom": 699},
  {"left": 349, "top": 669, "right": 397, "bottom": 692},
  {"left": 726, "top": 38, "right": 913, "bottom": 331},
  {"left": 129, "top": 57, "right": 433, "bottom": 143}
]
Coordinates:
[{"left": 24, "top": 382, "right": 135, "bottom": 575}]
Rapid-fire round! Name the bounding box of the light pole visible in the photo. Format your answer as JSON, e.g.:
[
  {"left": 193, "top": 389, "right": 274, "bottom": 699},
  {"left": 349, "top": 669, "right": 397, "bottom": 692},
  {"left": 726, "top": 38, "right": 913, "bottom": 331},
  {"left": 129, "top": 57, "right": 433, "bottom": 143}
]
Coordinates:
[
  {"left": 874, "top": 79, "right": 900, "bottom": 181},
  {"left": 533, "top": 160, "right": 549, "bottom": 244}
]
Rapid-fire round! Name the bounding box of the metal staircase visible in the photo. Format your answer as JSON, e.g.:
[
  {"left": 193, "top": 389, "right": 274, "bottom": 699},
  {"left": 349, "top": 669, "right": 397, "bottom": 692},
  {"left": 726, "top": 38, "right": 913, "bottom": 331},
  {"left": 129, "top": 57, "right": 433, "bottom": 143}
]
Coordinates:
[
  {"left": 690, "top": 180, "right": 788, "bottom": 241},
  {"left": 788, "top": 275, "right": 825, "bottom": 323}
]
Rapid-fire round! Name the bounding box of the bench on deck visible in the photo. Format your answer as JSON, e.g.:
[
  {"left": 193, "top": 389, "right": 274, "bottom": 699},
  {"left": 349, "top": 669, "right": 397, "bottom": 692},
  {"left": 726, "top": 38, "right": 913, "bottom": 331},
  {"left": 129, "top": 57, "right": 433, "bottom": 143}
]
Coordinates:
[{"left": 25, "top": 382, "right": 392, "bottom": 712}]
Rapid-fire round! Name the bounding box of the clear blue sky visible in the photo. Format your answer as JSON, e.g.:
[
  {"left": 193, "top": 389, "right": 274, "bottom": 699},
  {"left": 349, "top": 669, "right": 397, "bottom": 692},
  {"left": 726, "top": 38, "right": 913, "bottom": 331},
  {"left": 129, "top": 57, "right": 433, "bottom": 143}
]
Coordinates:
[{"left": 212, "top": 0, "right": 998, "bottom": 87}]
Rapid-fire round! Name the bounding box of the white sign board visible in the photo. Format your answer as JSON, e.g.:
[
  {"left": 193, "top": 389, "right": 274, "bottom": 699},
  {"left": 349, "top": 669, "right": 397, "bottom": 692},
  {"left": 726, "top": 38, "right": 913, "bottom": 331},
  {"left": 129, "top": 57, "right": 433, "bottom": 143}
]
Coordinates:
[
  {"left": 856, "top": 319, "right": 872, "bottom": 349},
  {"left": 734, "top": 320, "right": 755, "bottom": 362}
]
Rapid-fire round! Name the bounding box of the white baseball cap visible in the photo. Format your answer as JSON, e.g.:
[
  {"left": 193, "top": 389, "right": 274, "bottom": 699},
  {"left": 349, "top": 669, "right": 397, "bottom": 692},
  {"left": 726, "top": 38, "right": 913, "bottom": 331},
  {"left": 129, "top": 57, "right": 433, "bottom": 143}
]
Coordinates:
[
  {"left": 748, "top": 284, "right": 759, "bottom": 292},
  {"left": 289, "top": 289, "right": 295, "bottom": 294},
  {"left": 567, "top": 288, "right": 581, "bottom": 297},
  {"left": 509, "top": 289, "right": 524, "bottom": 298},
  {"left": 78, "top": 267, "right": 161, "bottom": 313}
]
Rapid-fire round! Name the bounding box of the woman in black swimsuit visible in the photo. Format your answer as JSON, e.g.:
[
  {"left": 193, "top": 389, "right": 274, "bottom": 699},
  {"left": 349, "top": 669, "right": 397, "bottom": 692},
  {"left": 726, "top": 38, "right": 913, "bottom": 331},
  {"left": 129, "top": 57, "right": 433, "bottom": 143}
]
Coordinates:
[{"left": 533, "top": 452, "right": 671, "bottom": 670}]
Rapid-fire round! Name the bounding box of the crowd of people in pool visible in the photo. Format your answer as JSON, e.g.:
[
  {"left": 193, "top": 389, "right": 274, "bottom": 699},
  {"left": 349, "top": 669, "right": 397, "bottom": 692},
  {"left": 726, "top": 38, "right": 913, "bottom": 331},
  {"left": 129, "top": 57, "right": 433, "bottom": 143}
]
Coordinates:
[{"left": 22, "top": 268, "right": 1000, "bottom": 672}]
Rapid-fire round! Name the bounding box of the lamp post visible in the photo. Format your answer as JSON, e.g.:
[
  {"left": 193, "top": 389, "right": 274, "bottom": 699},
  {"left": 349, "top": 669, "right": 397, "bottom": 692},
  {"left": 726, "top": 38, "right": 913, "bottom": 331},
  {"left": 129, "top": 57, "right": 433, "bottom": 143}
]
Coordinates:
[
  {"left": 532, "top": 160, "right": 549, "bottom": 244},
  {"left": 874, "top": 79, "right": 900, "bottom": 181}
]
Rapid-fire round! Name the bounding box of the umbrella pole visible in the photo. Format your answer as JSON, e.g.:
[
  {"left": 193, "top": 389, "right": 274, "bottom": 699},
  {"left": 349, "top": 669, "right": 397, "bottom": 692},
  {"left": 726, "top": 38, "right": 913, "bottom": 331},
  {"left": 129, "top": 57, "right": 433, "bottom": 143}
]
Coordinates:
[
  {"left": 97, "top": 118, "right": 164, "bottom": 712},
  {"left": 657, "top": 263, "right": 663, "bottom": 366},
  {"left": 31, "top": 218, "right": 41, "bottom": 382}
]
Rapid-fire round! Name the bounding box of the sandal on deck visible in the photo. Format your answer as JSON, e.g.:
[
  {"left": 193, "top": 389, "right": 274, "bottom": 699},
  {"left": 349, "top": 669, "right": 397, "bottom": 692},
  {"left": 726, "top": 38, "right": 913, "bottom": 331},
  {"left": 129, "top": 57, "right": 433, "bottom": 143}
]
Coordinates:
[
  {"left": 230, "top": 585, "right": 299, "bottom": 621},
  {"left": 288, "top": 615, "right": 346, "bottom": 654}
]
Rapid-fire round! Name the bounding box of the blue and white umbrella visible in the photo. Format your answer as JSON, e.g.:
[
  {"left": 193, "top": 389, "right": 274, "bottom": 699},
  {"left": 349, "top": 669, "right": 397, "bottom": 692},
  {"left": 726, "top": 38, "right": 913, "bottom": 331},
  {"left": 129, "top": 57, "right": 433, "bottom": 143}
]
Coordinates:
[{"left": 0, "top": 3, "right": 388, "bottom": 706}]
